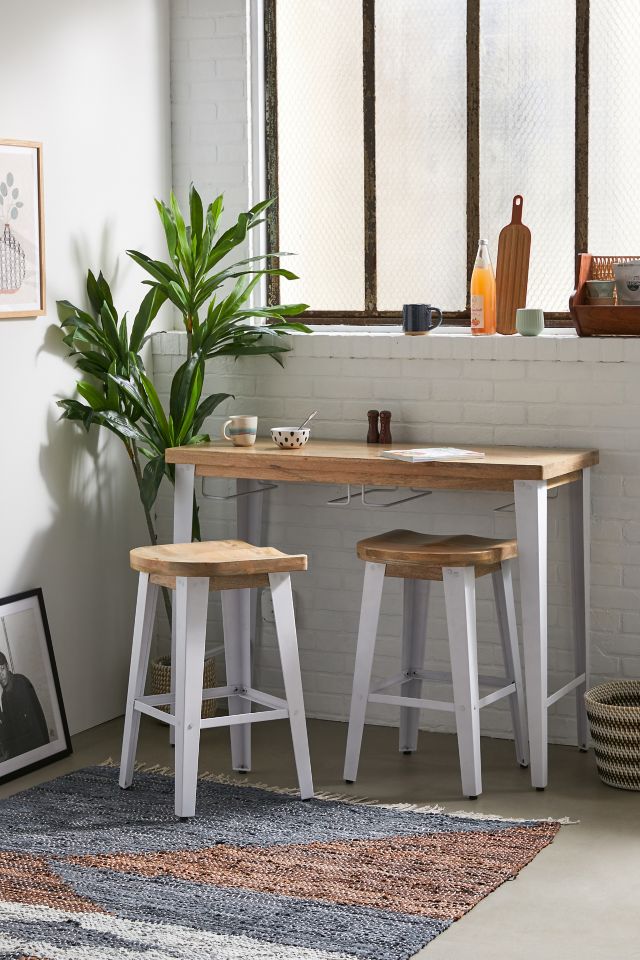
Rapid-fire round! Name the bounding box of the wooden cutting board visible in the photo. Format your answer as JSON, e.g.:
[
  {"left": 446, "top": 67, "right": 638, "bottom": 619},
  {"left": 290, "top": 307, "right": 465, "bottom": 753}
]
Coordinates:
[{"left": 496, "top": 195, "right": 531, "bottom": 335}]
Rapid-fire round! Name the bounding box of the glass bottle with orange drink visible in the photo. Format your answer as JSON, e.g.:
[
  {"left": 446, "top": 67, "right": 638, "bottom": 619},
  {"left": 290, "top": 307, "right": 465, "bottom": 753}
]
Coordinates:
[{"left": 470, "top": 239, "right": 496, "bottom": 335}]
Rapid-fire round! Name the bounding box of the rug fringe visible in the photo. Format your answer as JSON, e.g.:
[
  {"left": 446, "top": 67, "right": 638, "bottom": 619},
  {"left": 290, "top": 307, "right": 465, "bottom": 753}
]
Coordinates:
[{"left": 100, "top": 758, "right": 576, "bottom": 825}]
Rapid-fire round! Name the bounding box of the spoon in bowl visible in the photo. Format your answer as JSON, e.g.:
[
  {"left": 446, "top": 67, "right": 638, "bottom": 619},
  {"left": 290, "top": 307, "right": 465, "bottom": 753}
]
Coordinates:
[{"left": 298, "top": 410, "right": 318, "bottom": 430}]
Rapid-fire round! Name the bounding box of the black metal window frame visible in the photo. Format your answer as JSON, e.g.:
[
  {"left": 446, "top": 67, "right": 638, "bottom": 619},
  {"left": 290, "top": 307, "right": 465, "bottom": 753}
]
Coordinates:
[{"left": 264, "top": 0, "right": 589, "bottom": 327}]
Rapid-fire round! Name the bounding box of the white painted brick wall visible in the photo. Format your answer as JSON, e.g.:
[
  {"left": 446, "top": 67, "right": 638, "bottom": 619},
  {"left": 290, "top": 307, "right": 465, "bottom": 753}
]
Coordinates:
[
  {"left": 170, "top": 0, "right": 250, "bottom": 218},
  {"left": 152, "top": 329, "right": 640, "bottom": 745}
]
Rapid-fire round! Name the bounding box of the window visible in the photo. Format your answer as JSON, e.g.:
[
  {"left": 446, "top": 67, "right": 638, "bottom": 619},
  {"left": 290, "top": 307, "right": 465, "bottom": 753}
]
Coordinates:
[{"left": 265, "top": 1, "right": 619, "bottom": 325}]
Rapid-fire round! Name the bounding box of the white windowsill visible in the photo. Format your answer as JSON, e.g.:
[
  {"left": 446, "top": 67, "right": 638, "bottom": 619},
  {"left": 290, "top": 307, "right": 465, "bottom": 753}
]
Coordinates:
[{"left": 157, "top": 326, "right": 639, "bottom": 363}]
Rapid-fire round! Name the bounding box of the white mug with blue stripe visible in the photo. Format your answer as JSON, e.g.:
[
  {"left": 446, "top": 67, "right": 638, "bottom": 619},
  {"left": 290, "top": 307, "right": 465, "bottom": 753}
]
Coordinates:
[{"left": 222, "top": 415, "right": 258, "bottom": 446}]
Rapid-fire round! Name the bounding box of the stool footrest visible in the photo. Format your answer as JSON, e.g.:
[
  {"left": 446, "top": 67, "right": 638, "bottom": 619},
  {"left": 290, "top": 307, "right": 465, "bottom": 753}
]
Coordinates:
[
  {"left": 368, "top": 692, "right": 456, "bottom": 712},
  {"left": 478, "top": 682, "right": 516, "bottom": 709},
  {"left": 546, "top": 673, "right": 585, "bottom": 708},
  {"left": 133, "top": 686, "right": 289, "bottom": 730}
]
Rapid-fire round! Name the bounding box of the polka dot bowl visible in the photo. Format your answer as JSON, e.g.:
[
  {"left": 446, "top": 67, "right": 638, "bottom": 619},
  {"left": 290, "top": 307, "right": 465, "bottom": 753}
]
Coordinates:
[{"left": 270, "top": 427, "right": 311, "bottom": 449}]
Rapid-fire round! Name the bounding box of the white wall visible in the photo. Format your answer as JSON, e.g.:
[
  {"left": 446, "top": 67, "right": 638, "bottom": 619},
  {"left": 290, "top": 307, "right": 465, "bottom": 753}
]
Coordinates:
[
  {"left": 153, "top": 331, "right": 640, "bottom": 746},
  {"left": 171, "top": 0, "right": 250, "bottom": 216},
  {"left": 0, "top": 0, "right": 171, "bottom": 735}
]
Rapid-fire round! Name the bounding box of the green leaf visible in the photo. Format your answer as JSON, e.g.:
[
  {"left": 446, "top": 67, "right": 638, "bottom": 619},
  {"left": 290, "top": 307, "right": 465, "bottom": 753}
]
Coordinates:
[
  {"left": 140, "top": 456, "right": 166, "bottom": 512},
  {"left": 155, "top": 199, "right": 178, "bottom": 261},
  {"left": 177, "top": 362, "right": 204, "bottom": 443},
  {"left": 192, "top": 392, "right": 231, "bottom": 434},
  {"left": 76, "top": 380, "right": 105, "bottom": 410},
  {"left": 189, "top": 182, "right": 204, "bottom": 256},
  {"left": 170, "top": 355, "right": 201, "bottom": 427},
  {"left": 130, "top": 286, "right": 167, "bottom": 352},
  {"left": 138, "top": 370, "right": 170, "bottom": 439},
  {"left": 86, "top": 270, "right": 104, "bottom": 315},
  {"left": 99, "top": 301, "right": 121, "bottom": 356}
]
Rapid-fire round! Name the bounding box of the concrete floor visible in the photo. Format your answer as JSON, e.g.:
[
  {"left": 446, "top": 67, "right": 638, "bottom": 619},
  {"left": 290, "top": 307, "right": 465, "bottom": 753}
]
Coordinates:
[{"left": 1, "top": 717, "right": 638, "bottom": 959}]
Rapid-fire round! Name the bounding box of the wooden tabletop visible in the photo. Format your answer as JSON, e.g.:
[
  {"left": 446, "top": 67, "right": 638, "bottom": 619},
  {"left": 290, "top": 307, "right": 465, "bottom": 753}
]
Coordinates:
[{"left": 166, "top": 440, "right": 598, "bottom": 493}]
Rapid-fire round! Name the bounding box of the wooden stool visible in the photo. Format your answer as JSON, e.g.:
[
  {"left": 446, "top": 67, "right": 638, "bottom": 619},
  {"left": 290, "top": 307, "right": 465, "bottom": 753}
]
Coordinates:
[
  {"left": 344, "top": 530, "right": 529, "bottom": 798},
  {"left": 120, "top": 540, "right": 314, "bottom": 816}
]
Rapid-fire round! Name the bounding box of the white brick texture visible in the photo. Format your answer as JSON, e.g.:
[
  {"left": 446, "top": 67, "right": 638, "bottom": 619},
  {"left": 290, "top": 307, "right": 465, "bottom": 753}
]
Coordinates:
[
  {"left": 152, "top": 330, "right": 640, "bottom": 746},
  {"left": 170, "top": 0, "right": 249, "bottom": 217}
]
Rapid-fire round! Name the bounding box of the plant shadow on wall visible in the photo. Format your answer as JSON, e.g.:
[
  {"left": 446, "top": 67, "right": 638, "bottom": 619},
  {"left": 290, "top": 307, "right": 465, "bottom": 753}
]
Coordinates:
[{"left": 56, "top": 185, "right": 309, "bottom": 622}]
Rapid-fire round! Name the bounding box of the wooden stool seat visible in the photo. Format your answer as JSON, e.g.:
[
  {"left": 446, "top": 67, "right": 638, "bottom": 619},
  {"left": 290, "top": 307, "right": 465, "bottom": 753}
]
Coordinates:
[
  {"left": 357, "top": 529, "right": 518, "bottom": 579},
  {"left": 131, "top": 539, "right": 307, "bottom": 579}
]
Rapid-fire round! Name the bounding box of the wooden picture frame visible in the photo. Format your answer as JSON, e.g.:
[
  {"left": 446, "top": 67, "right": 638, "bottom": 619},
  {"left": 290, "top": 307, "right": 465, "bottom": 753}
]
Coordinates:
[
  {"left": 0, "top": 588, "right": 71, "bottom": 786},
  {"left": 0, "top": 139, "right": 45, "bottom": 319}
]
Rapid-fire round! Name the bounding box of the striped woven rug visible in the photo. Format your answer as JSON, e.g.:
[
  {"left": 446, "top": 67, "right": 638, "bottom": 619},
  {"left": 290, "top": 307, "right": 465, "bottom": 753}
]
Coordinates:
[{"left": 0, "top": 765, "right": 560, "bottom": 959}]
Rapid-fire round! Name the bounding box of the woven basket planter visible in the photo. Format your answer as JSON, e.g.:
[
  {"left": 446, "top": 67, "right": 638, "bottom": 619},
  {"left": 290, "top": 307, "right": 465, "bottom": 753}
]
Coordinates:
[
  {"left": 585, "top": 680, "right": 640, "bottom": 791},
  {"left": 149, "top": 656, "right": 217, "bottom": 719}
]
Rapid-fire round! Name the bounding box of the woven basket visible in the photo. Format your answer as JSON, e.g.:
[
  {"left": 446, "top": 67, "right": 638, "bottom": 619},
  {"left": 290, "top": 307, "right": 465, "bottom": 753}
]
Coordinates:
[
  {"left": 149, "top": 656, "right": 217, "bottom": 718},
  {"left": 585, "top": 680, "right": 640, "bottom": 791}
]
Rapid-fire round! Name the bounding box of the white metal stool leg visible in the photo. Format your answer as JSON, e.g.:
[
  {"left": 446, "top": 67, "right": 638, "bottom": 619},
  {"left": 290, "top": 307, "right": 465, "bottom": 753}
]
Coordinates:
[
  {"left": 174, "top": 576, "right": 209, "bottom": 818},
  {"left": 120, "top": 573, "right": 158, "bottom": 789},
  {"left": 344, "top": 561, "right": 386, "bottom": 783},
  {"left": 492, "top": 561, "right": 529, "bottom": 768},
  {"left": 570, "top": 468, "right": 590, "bottom": 751},
  {"left": 399, "top": 579, "right": 430, "bottom": 754},
  {"left": 221, "top": 587, "right": 252, "bottom": 772},
  {"left": 269, "top": 572, "right": 314, "bottom": 799},
  {"left": 443, "top": 566, "right": 482, "bottom": 799}
]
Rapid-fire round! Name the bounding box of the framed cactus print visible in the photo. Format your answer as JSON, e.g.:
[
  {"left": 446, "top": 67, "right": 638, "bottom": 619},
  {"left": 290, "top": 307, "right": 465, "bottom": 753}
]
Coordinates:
[{"left": 0, "top": 140, "right": 45, "bottom": 319}]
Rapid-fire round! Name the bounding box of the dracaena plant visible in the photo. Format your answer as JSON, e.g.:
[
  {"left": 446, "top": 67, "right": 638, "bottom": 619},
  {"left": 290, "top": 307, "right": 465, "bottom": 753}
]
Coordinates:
[
  {"left": 57, "top": 187, "right": 309, "bottom": 621},
  {"left": 127, "top": 183, "right": 309, "bottom": 362}
]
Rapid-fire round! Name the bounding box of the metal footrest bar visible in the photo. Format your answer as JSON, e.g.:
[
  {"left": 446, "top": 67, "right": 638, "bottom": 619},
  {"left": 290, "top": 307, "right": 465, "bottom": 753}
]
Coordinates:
[
  {"left": 200, "top": 708, "right": 289, "bottom": 730},
  {"left": 371, "top": 669, "right": 512, "bottom": 695},
  {"left": 202, "top": 479, "right": 278, "bottom": 501},
  {"left": 368, "top": 692, "right": 456, "bottom": 712},
  {"left": 478, "top": 683, "right": 516, "bottom": 709},
  {"left": 327, "top": 485, "right": 432, "bottom": 509},
  {"left": 546, "top": 673, "right": 586, "bottom": 708}
]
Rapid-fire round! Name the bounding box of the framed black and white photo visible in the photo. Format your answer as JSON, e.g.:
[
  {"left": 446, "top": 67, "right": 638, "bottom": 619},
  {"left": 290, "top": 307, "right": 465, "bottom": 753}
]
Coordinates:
[{"left": 0, "top": 588, "right": 71, "bottom": 785}]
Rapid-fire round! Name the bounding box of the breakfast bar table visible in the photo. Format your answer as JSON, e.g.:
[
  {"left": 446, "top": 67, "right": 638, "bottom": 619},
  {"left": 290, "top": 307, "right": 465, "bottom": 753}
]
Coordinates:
[{"left": 165, "top": 440, "right": 599, "bottom": 790}]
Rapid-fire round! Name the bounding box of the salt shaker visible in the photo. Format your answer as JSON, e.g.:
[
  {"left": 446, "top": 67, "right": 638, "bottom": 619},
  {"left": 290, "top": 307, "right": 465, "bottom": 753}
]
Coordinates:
[
  {"left": 367, "top": 409, "right": 380, "bottom": 444},
  {"left": 379, "top": 410, "right": 392, "bottom": 445}
]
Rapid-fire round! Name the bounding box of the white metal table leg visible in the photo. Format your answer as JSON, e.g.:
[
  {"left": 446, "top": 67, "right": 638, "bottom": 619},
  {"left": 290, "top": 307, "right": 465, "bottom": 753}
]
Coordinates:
[
  {"left": 344, "top": 561, "right": 386, "bottom": 783},
  {"left": 514, "top": 479, "right": 548, "bottom": 789},
  {"left": 399, "top": 579, "right": 430, "bottom": 754},
  {"left": 236, "top": 477, "right": 264, "bottom": 648},
  {"left": 174, "top": 575, "right": 209, "bottom": 818},
  {"left": 120, "top": 573, "right": 159, "bottom": 789},
  {"left": 443, "top": 566, "right": 482, "bottom": 799},
  {"left": 269, "top": 572, "right": 314, "bottom": 799},
  {"left": 171, "top": 463, "right": 196, "bottom": 746},
  {"left": 569, "top": 468, "right": 591, "bottom": 750},
  {"left": 492, "top": 560, "right": 529, "bottom": 768},
  {"left": 221, "top": 588, "right": 252, "bottom": 772}
]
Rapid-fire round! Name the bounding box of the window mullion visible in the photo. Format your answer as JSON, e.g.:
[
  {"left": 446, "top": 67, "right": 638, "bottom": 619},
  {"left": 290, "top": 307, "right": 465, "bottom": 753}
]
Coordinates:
[
  {"left": 363, "top": 0, "right": 377, "bottom": 313},
  {"left": 575, "top": 0, "right": 589, "bottom": 266},
  {"left": 466, "top": 0, "right": 480, "bottom": 311}
]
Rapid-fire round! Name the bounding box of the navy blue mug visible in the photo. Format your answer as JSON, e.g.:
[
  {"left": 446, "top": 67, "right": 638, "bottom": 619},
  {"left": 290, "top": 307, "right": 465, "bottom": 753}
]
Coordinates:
[{"left": 402, "top": 303, "right": 443, "bottom": 336}]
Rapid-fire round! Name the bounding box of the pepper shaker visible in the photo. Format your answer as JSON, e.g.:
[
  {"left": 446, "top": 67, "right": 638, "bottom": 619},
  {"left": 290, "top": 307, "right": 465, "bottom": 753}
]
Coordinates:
[
  {"left": 367, "top": 409, "right": 380, "bottom": 444},
  {"left": 379, "top": 410, "right": 392, "bottom": 445}
]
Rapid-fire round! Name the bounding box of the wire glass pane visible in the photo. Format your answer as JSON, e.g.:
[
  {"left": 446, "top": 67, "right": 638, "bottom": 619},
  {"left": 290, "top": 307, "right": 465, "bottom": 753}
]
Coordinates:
[
  {"left": 376, "top": 0, "right": 467, "bottom": 311},
  {"left": 589, "top": 0, "right": 640, "bottom": 252},
  {"left": 276, "top": 0, "right": 364, "bottom": 310},
  {"left": 480, "top": 0, "right": 575, "bottom": 311}
]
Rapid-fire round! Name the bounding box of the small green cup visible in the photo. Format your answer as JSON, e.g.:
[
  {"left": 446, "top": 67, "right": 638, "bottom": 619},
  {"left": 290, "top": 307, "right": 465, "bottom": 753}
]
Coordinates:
[{"left": 516, "top": 308, "right": 545, "bottom": 337}]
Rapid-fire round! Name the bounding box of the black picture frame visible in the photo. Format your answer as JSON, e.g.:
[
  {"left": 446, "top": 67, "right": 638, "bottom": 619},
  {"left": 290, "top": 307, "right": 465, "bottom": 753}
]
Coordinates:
[{"left": 0, "top": 588, "right": 71, "bottom": 786}]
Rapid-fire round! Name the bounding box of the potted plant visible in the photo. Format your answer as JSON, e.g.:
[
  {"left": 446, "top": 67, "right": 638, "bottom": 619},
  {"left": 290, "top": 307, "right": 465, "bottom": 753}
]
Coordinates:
[{"left": 57, "top": 184, "right": 309, "bottom": 627}]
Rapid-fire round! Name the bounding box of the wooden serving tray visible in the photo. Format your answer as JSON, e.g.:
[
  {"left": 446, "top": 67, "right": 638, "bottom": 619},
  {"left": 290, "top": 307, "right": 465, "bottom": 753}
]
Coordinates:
[{"left": 570, "top": 253, "right": 640, "bottom": 336}]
